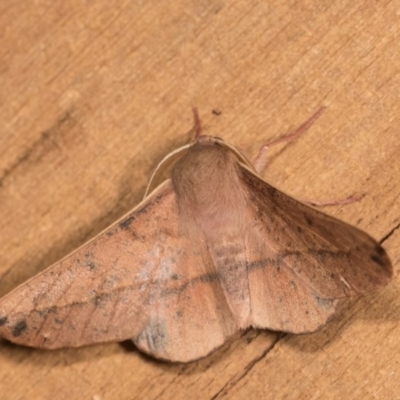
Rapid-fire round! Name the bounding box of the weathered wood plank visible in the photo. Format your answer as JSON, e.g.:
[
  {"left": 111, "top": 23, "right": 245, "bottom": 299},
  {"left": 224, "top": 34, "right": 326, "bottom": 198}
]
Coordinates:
[{"left": 0, "top": 1, "right": 399, "bottom": 399}]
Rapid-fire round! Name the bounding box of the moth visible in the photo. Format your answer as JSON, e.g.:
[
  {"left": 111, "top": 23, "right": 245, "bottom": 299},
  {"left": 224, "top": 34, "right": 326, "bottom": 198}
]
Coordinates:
[{"left": 0, "top": 109, "right": 392, "bottom": 363}]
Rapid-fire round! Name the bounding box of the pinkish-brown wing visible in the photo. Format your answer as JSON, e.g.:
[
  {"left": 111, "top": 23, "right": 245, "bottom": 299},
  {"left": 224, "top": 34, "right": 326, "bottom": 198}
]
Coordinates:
[
  {"left": 0, "top": 180, "right": 237, "bottom": 362},
  {"left": 238, "top": 165, "right": 392, "bottom": 333}
]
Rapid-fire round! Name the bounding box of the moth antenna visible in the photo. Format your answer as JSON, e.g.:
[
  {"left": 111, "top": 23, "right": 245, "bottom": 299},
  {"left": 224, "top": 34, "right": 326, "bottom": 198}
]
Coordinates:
[
  {"left": 192, "top": 107, "right": 202, "bottom": 138},
  {"left": 252, "top": 106, "right": 326, "bottom": 174}
]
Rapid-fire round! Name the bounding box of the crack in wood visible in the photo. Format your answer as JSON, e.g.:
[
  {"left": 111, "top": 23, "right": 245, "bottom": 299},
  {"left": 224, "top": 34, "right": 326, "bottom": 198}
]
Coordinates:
[
  {"left": 210, "top": 333, "right": 286, "bottom": 400},
  {"left": 380, "top": 222, "right": 400, "bottom": 244},
  {"left": 0, "top": 111, "right": 74, "bottom": 187}
]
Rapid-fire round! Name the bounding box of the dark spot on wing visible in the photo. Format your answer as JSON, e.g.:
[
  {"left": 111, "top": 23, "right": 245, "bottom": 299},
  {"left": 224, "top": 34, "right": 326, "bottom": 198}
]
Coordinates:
[
  {"left": 370, "top": 245, "right": 391, "bottom": 272},
  {"left": 38, "top": 306, "right": 58, "bottom": 318},
  {"left": 84, "top": 252, "right": 97, "bottom": 271},
  {"left": 370, "top": 254, "right": 384, "bottom": 266},
  {"left": 375, "top": 246, "right": 385, "bottom": 256},
  {"left": 305, "top": 215, "right": 313, "bottom": 226},
  {"left": 106, "top": 230, "right": 114, "bottom": 237},
  {"left": 130, "top": 230, "right": 147, "bottom": 241},
  {"left": 297, "top": 226, "right": 303, "bottom": 233},
  {"left": 212, "top": 109, "right": 222, "bottom": 116},
  {"left": 313, "top": 295, "right": 334, "bottom": 309},
  {"left": 86, "top": 261, "right": 97, "bottom": 270},
  {"left": 136, "top": 319, "right": 168, "bottom": 353},
  {"left": 94, "top": 293, "right": 111, "bottom": 308},
  {"left": 176, "top": 310, "right": 183, "bottom": 318},
  {"left": 153, "top": 194, "right": 164, "bottom": 204},
  {"left": 12, "top": 319, "right": 27, "bottom": 337},
  {"left": 247, "top": 258, "right": 273, "bottom": 271},
  {"left": 120, "top": 216, "right": 135, "bottom": 230},
  {"left": 119, "top": 194, "right": 166, "bottom": 231},
  {"left": 0, "top": 316, "right": 8, "bottom": 326},
  {"left": 171, "top": 274, "right": 179, "bottom": 280},
  {"left": 137, "top": 207, "right": 148, "bottom": 216},
  {"left": 195, "top": 272, "right": 219, "bottom": 284}
]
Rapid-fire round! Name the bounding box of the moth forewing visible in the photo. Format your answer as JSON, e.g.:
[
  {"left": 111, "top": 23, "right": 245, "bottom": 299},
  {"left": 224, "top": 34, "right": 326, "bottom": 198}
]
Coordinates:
[{"left": 145, "top": 143, "right": 192, "bottom": 197}]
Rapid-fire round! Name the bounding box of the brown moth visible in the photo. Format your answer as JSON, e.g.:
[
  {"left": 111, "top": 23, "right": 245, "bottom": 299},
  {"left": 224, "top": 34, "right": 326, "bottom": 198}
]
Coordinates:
[{"left": 0, "top": 109, "right": 392, "bottom": 362}]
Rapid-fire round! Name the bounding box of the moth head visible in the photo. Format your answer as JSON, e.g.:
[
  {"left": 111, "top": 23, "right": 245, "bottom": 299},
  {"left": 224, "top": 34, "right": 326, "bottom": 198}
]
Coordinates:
[{"left": 195, "top": 135, "right": 225, "bottom": 145}]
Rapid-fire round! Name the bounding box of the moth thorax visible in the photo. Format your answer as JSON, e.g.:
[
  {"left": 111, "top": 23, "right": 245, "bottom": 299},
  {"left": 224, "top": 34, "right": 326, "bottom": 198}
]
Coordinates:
[{"left": 172, "top": 143, "right": 247, "bottom": 234}]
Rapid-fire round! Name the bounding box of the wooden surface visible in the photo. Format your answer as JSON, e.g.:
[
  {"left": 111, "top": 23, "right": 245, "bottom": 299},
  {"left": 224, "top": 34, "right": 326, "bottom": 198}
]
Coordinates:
[{"left": 1, "top": 1, "right": 399, "bottom": 399}]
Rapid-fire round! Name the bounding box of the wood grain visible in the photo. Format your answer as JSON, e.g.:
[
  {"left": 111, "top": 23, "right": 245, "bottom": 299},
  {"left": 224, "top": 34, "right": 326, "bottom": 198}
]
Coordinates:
[{"left": 0, "top": 1, "right": 399, "bottom": 399}]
